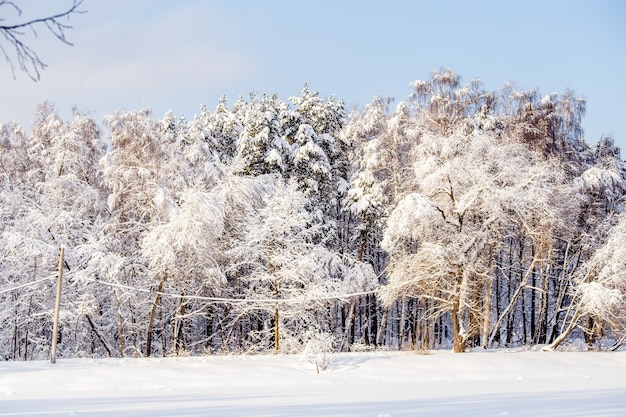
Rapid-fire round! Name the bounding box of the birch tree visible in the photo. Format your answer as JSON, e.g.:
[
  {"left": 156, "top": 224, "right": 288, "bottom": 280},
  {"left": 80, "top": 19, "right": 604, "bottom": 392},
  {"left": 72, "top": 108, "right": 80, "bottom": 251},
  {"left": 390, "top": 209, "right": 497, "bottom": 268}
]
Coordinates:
[{"left": 381, "top": 131, "right": 567, "bottom": 352}]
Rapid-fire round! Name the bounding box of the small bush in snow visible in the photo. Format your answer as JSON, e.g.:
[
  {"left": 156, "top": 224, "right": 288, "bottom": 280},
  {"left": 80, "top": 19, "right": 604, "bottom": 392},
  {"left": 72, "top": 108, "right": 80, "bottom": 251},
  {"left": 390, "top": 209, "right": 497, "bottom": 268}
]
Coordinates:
[{"left": 300, "top": 329, "right": 335, "bottom": 373}]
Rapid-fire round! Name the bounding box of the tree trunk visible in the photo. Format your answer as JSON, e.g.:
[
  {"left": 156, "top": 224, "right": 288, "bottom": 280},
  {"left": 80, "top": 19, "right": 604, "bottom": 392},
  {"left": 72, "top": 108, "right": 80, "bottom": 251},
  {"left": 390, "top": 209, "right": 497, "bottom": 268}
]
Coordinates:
[
  {"left": 51, "top": 246, "right": 64, "bottom": 364},
  {"left": 114, "top": 290, "right": 125, "bottom": 357},
  {"left": 398, "top": 297, "right": 406, "bottom": 350},
  {"left": 376, "top": 307, "right": 388, "bottom": 347},
  {"left": 548, "top": 242, "right": 578, "bottom": 343},
  {"left": 487, "top": 258, "right": 538, "bottom": 347},
  {"left": 451, "top": 296, "right": 464, "bottom": 352},
  {"left": 24, "top": 295, "right": 33, "bottom": 360},
  {"left": 364, "top": 295, "right": 372, "bottom": 346},
  {"left": 85, "top": 314, "right": 113, "bottom": 356},
  {"left": 529, "top": 245, "right": 536, "bottom": 344},
  {"left": 12, "top": 315, "right": 18, "bottom": 360},
  {"left": 160, "top": 304, "right": 166, "bottom": 357},
  {"left": 175, "top": 294, "right": 187, "bottom": 355},
  {"left": 548, "top": 278, "right": 570, "bottom": 343},
  {"left": 274, "top": 285, "right": 279, "bottom": 354},
  {"left": 546, "top": 306, "right": 582, "bottom": 350},
  {"left": 533, "top": 273, "right": 549, "bottom": 345},
  {"left": 480, "top": 247, "right": 495, "bottom": 349},
  {"left": 374, "top": 295, "right": 381, "bottom": 346},
  {"left": 145, "top": 272, "right": 166, "bottom": 357},
  {"left": 341, "top": 298, "right": 357, "bottom": 351}
]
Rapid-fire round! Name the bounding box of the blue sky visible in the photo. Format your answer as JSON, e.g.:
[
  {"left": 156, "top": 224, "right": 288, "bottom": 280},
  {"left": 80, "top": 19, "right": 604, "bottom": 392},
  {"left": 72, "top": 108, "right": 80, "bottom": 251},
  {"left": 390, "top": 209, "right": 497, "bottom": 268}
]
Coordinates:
[{"left": 2, "top": 0, "right": 625, "bottom": 152}]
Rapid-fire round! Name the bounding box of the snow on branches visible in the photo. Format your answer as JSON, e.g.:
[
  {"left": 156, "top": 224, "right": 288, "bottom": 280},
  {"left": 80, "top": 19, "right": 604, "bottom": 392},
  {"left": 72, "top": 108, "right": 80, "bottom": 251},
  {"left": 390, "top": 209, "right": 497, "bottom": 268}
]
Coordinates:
[{"left": 2, "top": 72, "right": 626, "bottom": 358}]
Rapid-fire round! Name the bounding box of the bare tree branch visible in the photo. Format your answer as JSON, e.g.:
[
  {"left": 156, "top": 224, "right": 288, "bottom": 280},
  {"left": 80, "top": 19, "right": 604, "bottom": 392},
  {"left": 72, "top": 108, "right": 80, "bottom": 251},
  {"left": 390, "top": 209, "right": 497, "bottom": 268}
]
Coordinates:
[{"left": 0, "top": 0, "right": 85, "bottom": 81}]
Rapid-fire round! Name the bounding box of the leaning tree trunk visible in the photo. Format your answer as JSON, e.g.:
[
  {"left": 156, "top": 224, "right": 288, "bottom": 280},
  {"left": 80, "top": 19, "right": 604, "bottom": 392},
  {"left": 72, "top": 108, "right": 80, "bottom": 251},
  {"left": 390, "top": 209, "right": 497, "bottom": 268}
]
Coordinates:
[
  {"left": 546, "top": 307, "right": 582, "bottom": 351},
  {"left": 547, "top": 266, "right": 593, "bottom": 351},
  {"left": 487, "top": 258, "right": 538, "bottom": 348}
]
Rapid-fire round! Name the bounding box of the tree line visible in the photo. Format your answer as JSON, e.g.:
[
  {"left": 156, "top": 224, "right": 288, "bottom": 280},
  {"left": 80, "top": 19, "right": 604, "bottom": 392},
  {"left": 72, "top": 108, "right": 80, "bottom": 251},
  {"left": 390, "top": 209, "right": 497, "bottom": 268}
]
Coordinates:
[{"left": 1, "top": 69, "right": 625, "bottom": 360}]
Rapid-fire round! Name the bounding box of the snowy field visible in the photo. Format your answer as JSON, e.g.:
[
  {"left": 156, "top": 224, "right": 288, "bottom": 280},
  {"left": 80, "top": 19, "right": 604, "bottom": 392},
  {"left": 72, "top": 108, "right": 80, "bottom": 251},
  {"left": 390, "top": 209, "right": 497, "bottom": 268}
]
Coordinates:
[{"left": 1, "top": 350, "right": 626, "bottom": 417}]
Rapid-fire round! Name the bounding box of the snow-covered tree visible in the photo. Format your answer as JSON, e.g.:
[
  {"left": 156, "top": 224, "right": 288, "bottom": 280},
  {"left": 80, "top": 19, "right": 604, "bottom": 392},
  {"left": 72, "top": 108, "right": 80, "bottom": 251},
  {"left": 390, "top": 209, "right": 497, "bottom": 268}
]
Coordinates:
[
  {"left": 299, "top": 327, "right": 335, "bottom": 373},
  {"left": 141, "top": 187, "right": 225, "bottom": 354},
  {"left": 203, "top": 97, "right": 241, "bottom": 164},
  {"left": 287, "top": 86, "right": 349, "bottom": 205},
  {"left": 549, "top": 212, "right": 626, "bottom": 350},
  {"left": 0, "top": 104, "right": 107, "bottom": 360},
  {"left": 226, "top": 177, "right": 333, "bottom": 353},
  {"left": 96, "top": 109, "right": 169, "bottom": 356},
  {"left": 235, "top": 94, "right": 289, "bottom": 176},
  {"left": 2, "top": 72, "right": 625, "bottom": 359},
  {"left": 96, "top": 108, "right": 231, "bottom": 356},
  {"left": 408, "top": 68, "right": 492, "bottom": 137},
  {"left": 381, "top": 131, "right": 568, "bottom": 352}
]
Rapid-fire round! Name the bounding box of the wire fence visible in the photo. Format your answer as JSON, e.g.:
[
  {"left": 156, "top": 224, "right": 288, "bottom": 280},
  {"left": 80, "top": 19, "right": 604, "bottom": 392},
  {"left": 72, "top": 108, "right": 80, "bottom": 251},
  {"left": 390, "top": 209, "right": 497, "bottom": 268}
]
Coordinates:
[{"left": 0, "top": 275, "right": 56, "bottom": 295}]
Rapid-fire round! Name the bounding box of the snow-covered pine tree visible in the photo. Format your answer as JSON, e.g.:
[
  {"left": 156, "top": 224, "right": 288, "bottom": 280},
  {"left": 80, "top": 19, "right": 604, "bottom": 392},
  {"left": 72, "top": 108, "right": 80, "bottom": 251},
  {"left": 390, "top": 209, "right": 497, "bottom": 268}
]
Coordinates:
[
  {"left": 236, "top": 93, "right": 289, "bottom": 176},
  {"left": 203, "top": 97, "right": 241, "bottom": 164},
  {"left": 287, "top": 86, "right": 350, "bottom": 241}
]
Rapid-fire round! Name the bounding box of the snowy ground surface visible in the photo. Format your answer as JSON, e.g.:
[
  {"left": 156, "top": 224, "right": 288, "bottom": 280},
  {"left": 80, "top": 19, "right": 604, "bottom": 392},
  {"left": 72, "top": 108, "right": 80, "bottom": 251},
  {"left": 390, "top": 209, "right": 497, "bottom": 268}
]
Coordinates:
[{"left": 1, "top": 349, "right": 626, "bottom": 417}]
